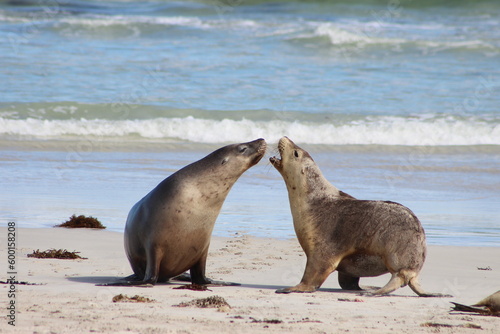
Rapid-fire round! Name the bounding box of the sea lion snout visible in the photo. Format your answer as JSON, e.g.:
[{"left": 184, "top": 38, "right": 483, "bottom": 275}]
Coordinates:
[
  {"left": 269, "top": 136, "right": 293, "bottom": 169},
  {"left": 245, "top": 138, "right": 267, "bottom": 165},
  {"left": 255, "top": 138, "right": 267, "bottom": 155},
  {"left": 270, "top": 136, "right": 310, "bottom": 172}
]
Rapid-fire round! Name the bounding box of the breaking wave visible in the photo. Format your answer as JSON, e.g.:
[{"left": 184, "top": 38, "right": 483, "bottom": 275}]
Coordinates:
[{"left": 1, "top": 114, "right": 498, "bottom": 146}]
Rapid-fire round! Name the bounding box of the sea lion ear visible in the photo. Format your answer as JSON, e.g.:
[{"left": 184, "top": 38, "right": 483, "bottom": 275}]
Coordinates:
[
  {"left": 221, "top": 157, "right": 229, "bottom": 165},
  {"left": 301, "top": 167, "right": 305, "bottom": 175}
]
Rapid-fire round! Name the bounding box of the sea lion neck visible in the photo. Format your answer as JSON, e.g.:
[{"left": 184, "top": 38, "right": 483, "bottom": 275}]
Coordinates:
[{"left": 302, "top": 163, "right": 340, "bottom": 200}]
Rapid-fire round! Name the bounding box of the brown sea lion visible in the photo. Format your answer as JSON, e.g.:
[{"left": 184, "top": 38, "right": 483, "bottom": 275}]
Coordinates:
[
  {"left": 270, "top": 136, "right": 448, "bottom": 297},
  {"left": 118, "top": 139, "right": 266, "bottom": 286}
]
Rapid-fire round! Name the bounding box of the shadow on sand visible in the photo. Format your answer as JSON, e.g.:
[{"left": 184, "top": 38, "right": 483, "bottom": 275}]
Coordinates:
[{"left": 66, "top": 276, "right": 380, "bottom": 295}]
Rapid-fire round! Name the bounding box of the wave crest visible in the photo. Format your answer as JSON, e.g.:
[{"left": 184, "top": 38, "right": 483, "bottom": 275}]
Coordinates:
[{"left": 1, "top": 115, "right": 498, "bottom": 146}]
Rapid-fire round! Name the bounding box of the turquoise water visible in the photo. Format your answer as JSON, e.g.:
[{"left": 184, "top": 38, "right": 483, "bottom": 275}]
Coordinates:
[
  {"left": 0, "top": 0, "right": 499, "bottom": 246},
  {"left": 2, "top": 145, "right": 498, "bottom": 246}
]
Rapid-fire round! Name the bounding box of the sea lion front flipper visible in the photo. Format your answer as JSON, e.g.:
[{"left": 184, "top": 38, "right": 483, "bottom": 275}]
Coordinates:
[
  {"left": 95, "top": 274, "right": 154, "bottom": 287},
  {"left": 189, "top": 252, "right": 212, "bottom": 285},
  {"left": 96, "top": 249, "right": 161, "bottom": 287},
  {"left": 276, "top": 258, "right": 332, "bottom": 294},
  {"left": 188, "top": 256, "right": 241, "bottom": 286},
  {"left": 96, "top": 281, "right": 154, "bottom": 287}
]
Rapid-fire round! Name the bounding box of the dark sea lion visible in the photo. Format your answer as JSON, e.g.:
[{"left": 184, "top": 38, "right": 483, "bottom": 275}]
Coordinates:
[
  {"left": 270, "top": 136, "right": 448, "bottom": 297},
  {"left": 118, "top": 139, "right": 266, "bottom": 286}
]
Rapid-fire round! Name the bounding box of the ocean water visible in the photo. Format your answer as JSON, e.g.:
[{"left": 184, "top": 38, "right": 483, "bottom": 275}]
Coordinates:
[{"left": 0, "top": 0, "right": 499, "bottom": 246}]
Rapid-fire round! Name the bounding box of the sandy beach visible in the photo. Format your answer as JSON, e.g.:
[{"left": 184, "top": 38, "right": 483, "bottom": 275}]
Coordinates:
[
  {"left": 2, "top": 227, "right": 499, "bottom": 333},
  {"left": 2, "top": 1, "right": 499, "bottom": 332}
]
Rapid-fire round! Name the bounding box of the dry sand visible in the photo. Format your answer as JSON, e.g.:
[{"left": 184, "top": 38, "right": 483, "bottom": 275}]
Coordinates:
[{"left": 1, "top": 227, "right": 499, "bottom": 333}]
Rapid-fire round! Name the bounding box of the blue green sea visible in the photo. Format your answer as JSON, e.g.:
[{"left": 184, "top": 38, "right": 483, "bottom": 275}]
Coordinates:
[{"left": 1, "top": 0, "right": 499, "bottom": 246}]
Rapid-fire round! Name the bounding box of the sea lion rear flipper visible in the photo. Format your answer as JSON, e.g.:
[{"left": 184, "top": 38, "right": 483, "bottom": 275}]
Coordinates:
[
  {"left": 338, "top": 272, "right": 362, "bottom": 291},
  {"left": 473, "top": 290, "right": 500, "bottom": 312},
  {"left": 408, "top": 276, "right": 452, "bottom": 297},
  {"left": 171, "top": 272, "right": 192, "bottom": 282},
  {"left": 451, "top": 302, "right": 489, "bottom": 314}
]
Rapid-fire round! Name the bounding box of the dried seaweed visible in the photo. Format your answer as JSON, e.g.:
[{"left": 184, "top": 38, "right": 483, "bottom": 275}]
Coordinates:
[
  {"left": 421, "top": 322, "right": 453, "bottom": 328},
  {"left": 477, "top": 266, "right": 492, "bottom": 271},
  {"left": 338, "top": 298, "right": 365, "bottom": 302},
  {"left": 112, "top": 294, "right": 155, "bottom": 303},
  {"left": 250, "top": 317, "right": 283, "bottom": 324},
  {"left": 173, "top": 284, "right": 212, "bottom": 291},
  {"left": 55, "top": 214, "right": 106, "bottom": 229},
  {"left": 28, "top": 249, "right": 87, "bottom": 259},
  {"left": 421, "top": 322, "right": 482, "bottom": 329},
  {"left": 174, "top": 295, "right": 230, "bottom": 309}
]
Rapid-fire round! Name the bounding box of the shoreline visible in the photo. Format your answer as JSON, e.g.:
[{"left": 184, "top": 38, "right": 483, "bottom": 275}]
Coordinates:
[
  {"left": 1, "top": 227, "right": 499, "bottom": 333},
  {"left": 2, "top": 138, "right": 500, "bottom": 154}
]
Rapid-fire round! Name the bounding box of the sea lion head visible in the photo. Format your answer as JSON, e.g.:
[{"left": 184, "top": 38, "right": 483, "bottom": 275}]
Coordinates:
[
  {"left": 269, "top": 136, "right": 316, "bottom": 189},
  {"left": 215, "top": 138, "right": 267, "bottom": 175}
]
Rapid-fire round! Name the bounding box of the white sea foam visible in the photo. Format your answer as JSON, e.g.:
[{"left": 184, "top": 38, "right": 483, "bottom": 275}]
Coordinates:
[
  {"left": 1, "top": 116, "right": 498, "bottom": 146},
  {"left": 4, "top": 9, "right": 496, "bottom": 52},
  {"left": 0, "top": 11, "right": 31, "bottom": 23},
  {"left": 57, "top": 13, "right": 263, "bottom": 31},
  {"left": 300, "top": 21, "right": 497, "bottom": 51},
  {"left": 59, "top": 14, "right": 211, "bottom": 29},
  {"left": 303, "top": 22, "right": 406, "bottom": 46}
]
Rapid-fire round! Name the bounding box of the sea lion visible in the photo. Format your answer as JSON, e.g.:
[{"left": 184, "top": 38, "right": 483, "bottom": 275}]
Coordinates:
[
  {"left": 121, "top": 138, "right": 266, "bottom": 286},
  {"left": 452, "top": 290, "right": 500, "bottom": 316},
  {"left": 270, "top": 137, "right": 447, "bottom": 297}
]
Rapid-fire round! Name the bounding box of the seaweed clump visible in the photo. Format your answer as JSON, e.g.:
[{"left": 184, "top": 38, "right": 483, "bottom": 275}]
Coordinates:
[
  {"left": 250, "top": 317, "right": 283, "bottom": 324},
  {"left": 28, "top": 249, "right": 87, "bottom": 259},
  {"left": 55, "top": 214, "right": 106, "bottom": 229},
  {"left": 112, "top": 294, "right": 155, "bottom": 303},
  {"left": 421, "top": 322, "right": 482, "bottom": 329},
  {"left": 174, "top": 295, "right": 231, "bottom": 310},
  {"left": 173, "top": 284, "right": 212, "bottom": 291}
]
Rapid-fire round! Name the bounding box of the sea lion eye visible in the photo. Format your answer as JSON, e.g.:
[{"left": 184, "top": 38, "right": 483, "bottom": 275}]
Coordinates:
[
  {"left": 294, "top": 150, "right": 299, "bottom": 158},
  {"left": 239, "top": 146, "right": 247, "bottom": 153}
]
